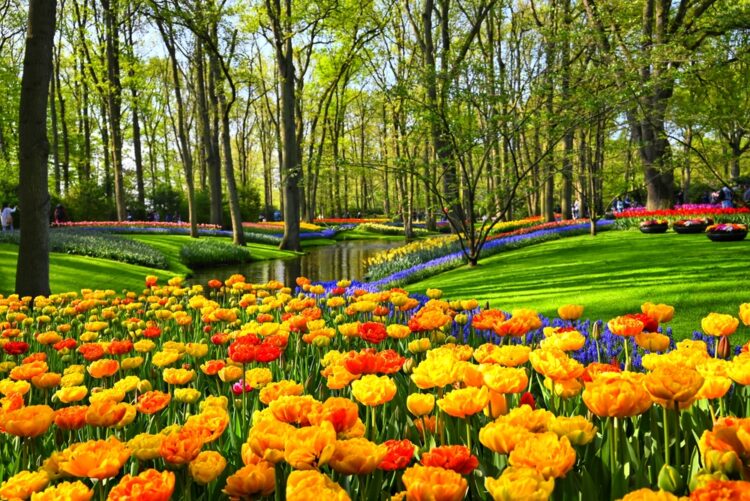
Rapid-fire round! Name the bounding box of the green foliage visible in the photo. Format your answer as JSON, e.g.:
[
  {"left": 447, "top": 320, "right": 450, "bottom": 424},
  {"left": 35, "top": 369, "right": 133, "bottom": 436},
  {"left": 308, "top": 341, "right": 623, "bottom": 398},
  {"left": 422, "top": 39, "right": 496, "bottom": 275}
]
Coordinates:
[
  {"left": 0, "top": 229, "right": 169, "bottom": 269},
  {"left": 152, "top": 183, "right": 183, "bottom": 220},
  {"left": 237, "top": 183, "right": 262, "bottom": 222},
  {"left": 180, "top": 238, "right": 252, "bottom": 268},
  {"left": 62, "top": 180, "right": 116, "bottom": 221}
]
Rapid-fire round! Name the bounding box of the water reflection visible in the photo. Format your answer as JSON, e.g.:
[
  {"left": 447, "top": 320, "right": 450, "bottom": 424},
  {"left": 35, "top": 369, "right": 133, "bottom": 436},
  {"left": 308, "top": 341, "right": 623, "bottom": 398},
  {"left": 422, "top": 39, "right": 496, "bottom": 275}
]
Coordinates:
[{"left": 190, "top": 240, "right": 404, "bottom": 285}]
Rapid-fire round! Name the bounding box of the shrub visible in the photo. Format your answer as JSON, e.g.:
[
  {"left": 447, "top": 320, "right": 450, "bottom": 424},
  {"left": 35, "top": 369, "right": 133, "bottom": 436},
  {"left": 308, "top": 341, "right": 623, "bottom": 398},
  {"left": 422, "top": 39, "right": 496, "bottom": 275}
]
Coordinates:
[{"left": 180, "top": 238, "right": 252, "bottom": 268}]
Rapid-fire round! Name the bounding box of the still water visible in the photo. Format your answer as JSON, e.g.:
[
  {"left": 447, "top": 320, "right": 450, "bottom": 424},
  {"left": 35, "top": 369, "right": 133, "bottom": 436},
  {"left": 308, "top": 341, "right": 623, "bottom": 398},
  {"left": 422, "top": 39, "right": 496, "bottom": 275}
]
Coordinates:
[{"left": 190, "top": 240, "right": 404, "bottom": 285}]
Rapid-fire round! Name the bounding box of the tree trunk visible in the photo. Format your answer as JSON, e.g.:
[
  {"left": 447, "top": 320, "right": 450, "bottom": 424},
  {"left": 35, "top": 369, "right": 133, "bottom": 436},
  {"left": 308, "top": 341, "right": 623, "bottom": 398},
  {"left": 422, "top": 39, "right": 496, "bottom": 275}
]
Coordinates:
[
  {"left": 16, "top": 0, "right": 56, "bottom": 297},
  {"left": 157, "top": 19, "right": 198, "bottom": 237},
  {"left": 195, "top": 41, "right": 222, "bottom": 226},
  {"left": 269, "top": 0, "right": 301, "bottom": 251},
  {"left": 102, "top": 0, "right": 126, "bottom": 221}
]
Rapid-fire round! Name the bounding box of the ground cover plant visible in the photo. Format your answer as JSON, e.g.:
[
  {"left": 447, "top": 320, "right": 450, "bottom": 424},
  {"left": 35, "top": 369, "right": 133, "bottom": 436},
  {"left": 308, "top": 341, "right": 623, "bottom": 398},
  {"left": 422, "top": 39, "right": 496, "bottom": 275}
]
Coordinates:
[{"left": 0, "top": 277, "right": 749, "bottom": 499}]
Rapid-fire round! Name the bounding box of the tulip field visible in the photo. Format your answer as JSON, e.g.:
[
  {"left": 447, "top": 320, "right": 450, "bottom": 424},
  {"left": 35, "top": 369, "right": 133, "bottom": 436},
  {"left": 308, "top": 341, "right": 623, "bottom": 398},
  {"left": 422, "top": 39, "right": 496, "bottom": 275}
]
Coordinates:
[{"left": 1, "top": 276, "right": 750, "bottom": 500}]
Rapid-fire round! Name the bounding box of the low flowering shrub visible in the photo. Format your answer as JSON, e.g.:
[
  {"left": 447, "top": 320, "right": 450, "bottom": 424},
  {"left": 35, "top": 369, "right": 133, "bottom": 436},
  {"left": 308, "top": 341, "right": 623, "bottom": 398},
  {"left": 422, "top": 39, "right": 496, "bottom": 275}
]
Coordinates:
[
  {"left": 0, "top": 279, "right": 749, "bottom": 499},
  {"left": 0, "top": 229, "right": 169, "bottom": 269},
  {"left": 356, "top": 223, "right": 430, "bottom": 236},
  {"left": 180, "top": 238, "right": 253, "bottom": 268}
]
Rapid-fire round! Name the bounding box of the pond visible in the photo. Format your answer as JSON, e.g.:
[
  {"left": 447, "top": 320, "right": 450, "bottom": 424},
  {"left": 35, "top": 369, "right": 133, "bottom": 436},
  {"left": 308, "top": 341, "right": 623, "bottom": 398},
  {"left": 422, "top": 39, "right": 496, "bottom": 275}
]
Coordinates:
[{"left": 190, "top": 239, "right": 404, "bottom": 285}]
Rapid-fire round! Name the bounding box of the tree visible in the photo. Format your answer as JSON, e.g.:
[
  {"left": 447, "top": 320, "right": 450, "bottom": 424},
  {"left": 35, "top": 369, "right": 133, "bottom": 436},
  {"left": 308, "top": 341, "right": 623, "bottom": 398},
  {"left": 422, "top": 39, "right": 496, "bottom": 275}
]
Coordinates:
[{"left": 16, "top": 0, "right": 56, "bottom": 297}]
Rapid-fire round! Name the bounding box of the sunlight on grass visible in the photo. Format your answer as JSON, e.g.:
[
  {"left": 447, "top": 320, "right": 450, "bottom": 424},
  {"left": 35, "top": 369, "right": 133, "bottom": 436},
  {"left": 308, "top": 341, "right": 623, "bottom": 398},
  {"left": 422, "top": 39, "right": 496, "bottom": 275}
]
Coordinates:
[{"left": 410, "top": 231, "right": 750, "bottom": 340}]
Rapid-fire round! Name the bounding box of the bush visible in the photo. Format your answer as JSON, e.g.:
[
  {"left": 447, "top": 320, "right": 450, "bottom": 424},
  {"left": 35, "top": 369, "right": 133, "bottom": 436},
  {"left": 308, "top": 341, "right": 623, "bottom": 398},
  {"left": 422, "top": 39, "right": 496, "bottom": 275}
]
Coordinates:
[
  {"left": 180, "top": 238, "right": 252, "bottom": 268},
  {"left": 63, "top": 180, "right": 116, "bottom": 221},
  {"left": 0, "top": 229, "right": 169, "bottom": 269}
]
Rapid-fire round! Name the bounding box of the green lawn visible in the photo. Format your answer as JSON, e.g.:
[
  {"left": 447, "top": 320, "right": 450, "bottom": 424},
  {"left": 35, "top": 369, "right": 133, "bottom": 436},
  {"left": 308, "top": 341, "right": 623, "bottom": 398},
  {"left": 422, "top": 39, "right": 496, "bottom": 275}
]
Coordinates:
[
  {"left": 409, "top": 230, "right": 750, "bottom": 339},
  {"left": 0, "top": 243, "right": 177, "bottom": 295},
  {"left": 125, "top": 234, "right": 300, "bottom": 275},
  {"left": 0, "top": 235, "right": 302, "bottom": 296}
]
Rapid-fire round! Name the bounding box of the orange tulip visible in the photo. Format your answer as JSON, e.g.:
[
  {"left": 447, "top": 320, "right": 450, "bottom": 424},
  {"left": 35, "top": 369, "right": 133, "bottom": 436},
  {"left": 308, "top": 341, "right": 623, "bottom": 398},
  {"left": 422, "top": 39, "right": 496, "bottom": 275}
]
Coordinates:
[
  {"left": 30, "top": 480, "right": 92, "bottom": 501},
  {"left": 635, "top": 332, "right": 671, "bottom": 352},
  {"left": 223, "top": 461, "right": 276, "bottom": 499},
  {"left": 283, "top": 422, "right": 337, "bottom": 470},
  {"left": 643, "top": 364, "right": 704, "bottom": 407},
  {"left": 473, "top": 344, "right": 531, "bottom": 366},
  {"left": 529, "top": 348, "right": 584, "bottom": 381},
  {"left": 189, "top": 451, "right": 227, "bottom": 485},
  {"left": 86, "top": 359, "right": 119, "bottom": 379},
  {"left": 2, "top": 405, "right": 54, "bottom": 437},
  {"left": 485, "top": 467, "right": 555, "bottom": 501},
  {"left": 269, "top": 395, "right": 323, "bottom": 426},
  {"left": 406, "top": 393, "right": 435, "bottom": 417},
  {"left": 437, "top": 386, "right": 489, "bottom": 419},
  {"left": 0, "top": 470, "right": 50, "bottom": 500},
  {"left": 10, "top": 360, "right": 48, "bottom": 381},
  {"left": 558, "top": 304, "right": 584, "bottom": 321},
  {"left": 309, "top": 397, "right": 361, "bottom": 436},
  {"left": 107, "top": 469, "right": 175, "bottom": 501},
  {"left": 702, "top": 313, "right": 740, "bottom": 337},
  {"left": 328, "top": 438, "right": 388, "bottom": 475},
  {"left": 607, "top": 316, "right": 644, "bottom": 337},
  {"left": 58, "top": 437, "right": 131, "bottom": 479},
  {"left": 286, "top": 470, "right": 349, "bottom": 501},
  {"left": 351, "top": 375, "right": 397, "bottom": 407},
  {"left": 509, "top": 432, "right": 576, "bottom": 479},
  {"left": 160, "top": 427, "right": 205, "bottom": 465},
  {"left": 85, "top": 400, "right": 128, "bottom": 428},
  {"left": 258, "top": 380, "right": 304, "bottom": 405},
  {"left": 479, "top": 421, "right": 533, "bottom": 455},
  {"left": 246, "top": 419, "right": 294, "bottom": 464},
  {"left": 641, "top": 302, "right": 675, "bottom": 323},
  {"left": 740, "top": 304, "right": 750, "bottom": 327},
  {"left": 401, "top": 465, "right": 468, "bottom": 501},
  {"left": 54, "top": 406, "right": 89, "bottom": 431},
  {"left": 582, "top": 372, "right": 652, "bottom": 418},
  {"left": 136, "top": 391, "right": 172, "bottom": 415}
]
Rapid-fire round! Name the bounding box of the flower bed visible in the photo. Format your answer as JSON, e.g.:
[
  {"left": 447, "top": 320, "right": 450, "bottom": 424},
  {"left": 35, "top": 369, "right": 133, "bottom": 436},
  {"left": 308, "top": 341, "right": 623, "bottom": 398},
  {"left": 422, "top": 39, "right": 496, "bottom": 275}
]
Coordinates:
[
  {"left": 1, "top": 279, "right": 750, "bottom": 499},
  {"left": 366, "top": 219, "right": 612, "bottom": 285},
  {"left": 615, "top": 207, "right": 750, "bottom": 230}
]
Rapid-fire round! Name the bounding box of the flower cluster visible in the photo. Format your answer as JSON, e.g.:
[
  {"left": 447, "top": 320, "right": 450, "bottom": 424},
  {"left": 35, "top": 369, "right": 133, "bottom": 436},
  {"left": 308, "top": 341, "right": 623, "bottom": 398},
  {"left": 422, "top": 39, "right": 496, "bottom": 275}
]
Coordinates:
[{"left": 1, "top": 278, "right": 750, "bottom": 499}]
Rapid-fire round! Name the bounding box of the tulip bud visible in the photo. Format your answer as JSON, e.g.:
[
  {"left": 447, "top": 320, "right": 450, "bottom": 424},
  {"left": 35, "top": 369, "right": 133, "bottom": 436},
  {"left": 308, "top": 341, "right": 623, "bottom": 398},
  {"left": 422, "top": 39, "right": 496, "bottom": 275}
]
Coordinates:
[
  {"left": 590, "top": 321, "right": 601, "bottom": 340},
  {"left": 445, "top": 336, "right": 457, "bottom": 344},
  {"left": 454, "top": 314, "right": 468, "bottom": 325},
  {"left": 717, "top": 335, "right": 731, "bottom": 359},
  {"left": 402, "top": 358, "right": 415, "bottom": 374},
  {"left": 137, "top": 379, "right": 152, "bottom": 393},
  {"left": 657, "top": 464, "right": 683, "bottom": 493}
]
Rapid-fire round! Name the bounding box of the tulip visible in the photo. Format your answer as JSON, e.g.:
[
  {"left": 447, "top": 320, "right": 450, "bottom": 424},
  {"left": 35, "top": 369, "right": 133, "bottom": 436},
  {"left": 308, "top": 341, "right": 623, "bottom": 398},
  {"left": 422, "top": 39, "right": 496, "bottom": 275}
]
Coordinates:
[
  {"left": 189, "top": 451, "right": 227, "bottom": 485},
  {"left": 485, "top": 467, "right": 555, "bottom": 501},
  {"left": 108, "top": 469, "right": 175, "bottom": 501},
  {"left": 401, "top": 465, "right": 468, "bottom": 501}
]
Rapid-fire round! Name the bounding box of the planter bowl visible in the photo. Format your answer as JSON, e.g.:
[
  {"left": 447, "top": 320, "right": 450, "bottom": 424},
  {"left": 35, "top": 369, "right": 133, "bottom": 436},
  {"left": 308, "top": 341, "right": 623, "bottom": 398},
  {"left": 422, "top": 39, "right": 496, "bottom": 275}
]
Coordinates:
[
  {"left": 639, "top": 224, "right": 669, "bottom": 234},
  {"left": 674, "top": 223, "right": 709, "bottom": 234},
  {"left": 707, "top": 230, "right": 748, "bottom": 242}
]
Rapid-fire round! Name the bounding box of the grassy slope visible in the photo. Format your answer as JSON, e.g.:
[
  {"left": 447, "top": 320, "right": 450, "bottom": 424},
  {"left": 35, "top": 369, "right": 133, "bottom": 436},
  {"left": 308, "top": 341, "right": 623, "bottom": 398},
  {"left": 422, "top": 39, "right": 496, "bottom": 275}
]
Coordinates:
[
  {"left": 0, "top": 235, "right": 302, "bottom": 295},
  {"left": 126, "top": 234, "right": 300, "bottom": 275},
  {"left": 409, "top": 230, "right": 750, "bottom": 339},
  {"left": 0, "top": 243, "right": 177, "bottom": 295}
]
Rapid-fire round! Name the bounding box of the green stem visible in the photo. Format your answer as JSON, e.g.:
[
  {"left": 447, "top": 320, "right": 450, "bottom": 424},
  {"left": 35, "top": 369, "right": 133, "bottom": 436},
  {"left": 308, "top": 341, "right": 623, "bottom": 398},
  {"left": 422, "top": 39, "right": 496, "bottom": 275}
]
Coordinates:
[
  {"left": 466, "top": 419, "right": 472, "bottom": 452},
  {"left": 674, "top": 402, "right": 681, "bottom": 475},
  {"left": 623, "top": 339, "right": 630, "bottom": 371},
  {"left": 663, "top": 404, "right": 670, "bottom": 465}
]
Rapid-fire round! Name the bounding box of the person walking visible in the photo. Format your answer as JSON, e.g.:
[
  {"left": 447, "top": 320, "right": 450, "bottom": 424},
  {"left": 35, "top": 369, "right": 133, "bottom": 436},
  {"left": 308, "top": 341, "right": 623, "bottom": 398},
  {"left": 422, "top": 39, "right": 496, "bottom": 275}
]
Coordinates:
[{"left": 2, "top": 202, "right": 17, "bottom": 232}]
